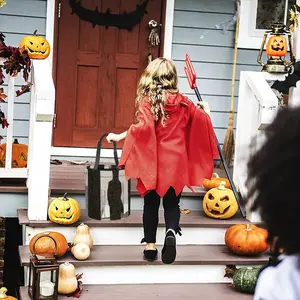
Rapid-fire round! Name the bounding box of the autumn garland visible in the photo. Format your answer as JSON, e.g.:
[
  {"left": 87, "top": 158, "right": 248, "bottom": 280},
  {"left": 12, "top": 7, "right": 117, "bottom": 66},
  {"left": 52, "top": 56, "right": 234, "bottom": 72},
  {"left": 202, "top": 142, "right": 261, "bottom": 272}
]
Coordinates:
[{"left": 0, "top": 33, "right": 32, "bottom": 140}]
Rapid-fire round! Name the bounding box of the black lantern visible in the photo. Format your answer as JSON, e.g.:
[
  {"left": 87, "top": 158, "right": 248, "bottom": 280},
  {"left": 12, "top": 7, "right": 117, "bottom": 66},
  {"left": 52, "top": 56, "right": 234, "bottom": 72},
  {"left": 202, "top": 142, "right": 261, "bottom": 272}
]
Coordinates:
[
  {"left": 257, "top": 22, "right": 295, "bottom": 73},
  {"left": 28, "top": 235, "right": 59, "bottom": 300}
]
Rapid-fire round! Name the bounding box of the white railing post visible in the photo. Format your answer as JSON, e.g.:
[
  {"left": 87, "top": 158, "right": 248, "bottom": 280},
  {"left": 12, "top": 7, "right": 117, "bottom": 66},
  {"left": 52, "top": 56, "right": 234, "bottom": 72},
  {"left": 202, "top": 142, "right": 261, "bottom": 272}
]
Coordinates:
[
  {"left": 27, "top": 60, "right": 55, "bottom": 221},
  {"left": 5, "top": 76, "right": 15, "bottom": 171},
  {"left": 234, "top": 71, "right": 279, "bottom": 222},
  {"left": 289, "top": 2, "right": 300, "bottom": 107}
]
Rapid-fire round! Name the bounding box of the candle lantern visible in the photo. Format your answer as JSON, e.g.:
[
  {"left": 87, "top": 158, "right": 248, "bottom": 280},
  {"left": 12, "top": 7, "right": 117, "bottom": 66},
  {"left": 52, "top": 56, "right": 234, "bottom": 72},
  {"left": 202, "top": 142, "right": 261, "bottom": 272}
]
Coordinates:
[
  {"left": 28, "top": 235, "right": 59, "bottom": 300},
  {"left": 257, "top": 22, "right": 295, "bottom": 73}
]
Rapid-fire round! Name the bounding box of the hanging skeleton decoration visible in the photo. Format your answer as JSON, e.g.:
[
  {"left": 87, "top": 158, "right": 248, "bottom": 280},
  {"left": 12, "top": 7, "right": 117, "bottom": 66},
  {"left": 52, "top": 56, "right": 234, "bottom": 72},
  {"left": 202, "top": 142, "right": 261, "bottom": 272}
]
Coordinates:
[
  {"left": 148, "top": 20, "right": 161, "bottom": 63},
  {"left": 69, "top": 0, "right": 149, "bottom": 30}
]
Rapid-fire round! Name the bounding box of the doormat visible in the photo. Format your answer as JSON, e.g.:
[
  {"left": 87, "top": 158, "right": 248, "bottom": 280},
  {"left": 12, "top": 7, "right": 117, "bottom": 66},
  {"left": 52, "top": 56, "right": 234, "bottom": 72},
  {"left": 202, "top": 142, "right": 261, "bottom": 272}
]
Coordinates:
[{"left": 69, "top": 0, "right": 149, "bottom": 30}]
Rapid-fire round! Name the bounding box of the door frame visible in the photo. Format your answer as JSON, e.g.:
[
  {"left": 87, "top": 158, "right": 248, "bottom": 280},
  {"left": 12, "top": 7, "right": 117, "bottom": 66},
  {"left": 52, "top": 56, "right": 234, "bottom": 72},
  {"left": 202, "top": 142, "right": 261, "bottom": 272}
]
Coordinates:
[{"left": 46, "top": 0, "right": 175, "bottom": 157}]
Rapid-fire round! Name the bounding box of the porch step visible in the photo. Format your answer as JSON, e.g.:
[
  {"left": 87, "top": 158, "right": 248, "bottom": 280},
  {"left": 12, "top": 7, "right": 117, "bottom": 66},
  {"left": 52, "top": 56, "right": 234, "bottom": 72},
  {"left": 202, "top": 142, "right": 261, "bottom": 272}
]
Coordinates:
[
  {"left": 19, "top": 245, "right": 269, "bottom": 267},
  {"left": 19, "top": 209, "right": 253, "bottom": 245},
  {"left": 19, "top": 283, "right": 253, "bottom": 300},
  {"left": 19, "top": 244, "right": 268, "bottom": 284}
]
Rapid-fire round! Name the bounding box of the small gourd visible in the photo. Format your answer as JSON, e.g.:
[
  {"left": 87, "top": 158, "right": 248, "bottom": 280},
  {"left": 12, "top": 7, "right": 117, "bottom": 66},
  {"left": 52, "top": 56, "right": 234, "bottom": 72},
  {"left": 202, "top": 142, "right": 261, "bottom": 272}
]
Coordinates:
[
  {"left": 225, "top": 265, "right": 262, "bottom": 294},
  {"left": 73, "top": 223, "right": 93, "bottom": 248},
  {"left": 58, "top": 262, "right": 78, "bottom": 295},
  {"left": 0, "top": 287, "right": 17, "bottom": 300},
  {"left": 71, "top": 242, "right": 90, "bottom": 260}
]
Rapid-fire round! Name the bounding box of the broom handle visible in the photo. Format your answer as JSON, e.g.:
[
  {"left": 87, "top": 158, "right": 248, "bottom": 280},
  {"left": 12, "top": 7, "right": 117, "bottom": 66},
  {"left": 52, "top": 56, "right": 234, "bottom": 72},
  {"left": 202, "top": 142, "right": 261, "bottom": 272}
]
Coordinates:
[
  {"left": 229, "top": 4, "right": 240, "bottom": 117},
  {"left": 193, "top": 86, "right": 246, "bottom": 218}
]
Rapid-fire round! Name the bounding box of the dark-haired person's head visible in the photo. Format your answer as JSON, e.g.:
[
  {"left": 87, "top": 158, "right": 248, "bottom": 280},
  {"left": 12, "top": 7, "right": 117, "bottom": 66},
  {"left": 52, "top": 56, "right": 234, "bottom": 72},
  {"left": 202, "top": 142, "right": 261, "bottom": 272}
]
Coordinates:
[{"left": 247, "top": 106, "right": 300, "bottom": 254}]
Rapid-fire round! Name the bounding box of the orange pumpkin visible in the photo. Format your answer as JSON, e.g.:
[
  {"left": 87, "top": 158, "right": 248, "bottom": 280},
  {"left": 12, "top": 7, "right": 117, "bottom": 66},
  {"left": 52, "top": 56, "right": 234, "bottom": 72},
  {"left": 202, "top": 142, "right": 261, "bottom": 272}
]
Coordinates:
[
  {"left": 19, "top": 30, "right": 50, "bottom": 59},
  {"left": 203, "top": 173, "right": 230, "bottom": 190},
  {"left": 29, "top": 231, "right": 68, "bottom": 258},
  {"left": 266, "top": 35, "right": 288, "bottom": 57},
  {"left": 0, "top": 287, "right": 17, "bottom": 300},
  {"left": 225, "top": 224, "right": 268, "bottom": 255},
  {"left": 0, "top": 139, "right": 28, "bottom": 168}
]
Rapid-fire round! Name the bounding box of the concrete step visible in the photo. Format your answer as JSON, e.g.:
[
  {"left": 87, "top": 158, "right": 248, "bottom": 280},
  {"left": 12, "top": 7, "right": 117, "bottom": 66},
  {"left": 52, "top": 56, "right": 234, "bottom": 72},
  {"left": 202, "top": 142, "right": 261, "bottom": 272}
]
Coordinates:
[
  {"left": 19, "top": 209, "right": 253, "bottom": 245},
  {"left": 20, "top": 283, "right": 253, "bottom": 300},
  {"left": 19, "top": 244, "right": 268, "bottom": 285}
]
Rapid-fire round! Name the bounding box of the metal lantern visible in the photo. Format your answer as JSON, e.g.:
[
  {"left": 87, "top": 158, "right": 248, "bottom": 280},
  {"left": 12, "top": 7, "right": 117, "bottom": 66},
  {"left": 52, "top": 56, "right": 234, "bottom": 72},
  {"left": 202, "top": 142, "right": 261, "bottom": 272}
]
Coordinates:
[
  {"left": 257, "top": 22, "right": 295, "bottom": 73},
  {"left": 28, "top": 235, "right": 59, "bottom": 300}
]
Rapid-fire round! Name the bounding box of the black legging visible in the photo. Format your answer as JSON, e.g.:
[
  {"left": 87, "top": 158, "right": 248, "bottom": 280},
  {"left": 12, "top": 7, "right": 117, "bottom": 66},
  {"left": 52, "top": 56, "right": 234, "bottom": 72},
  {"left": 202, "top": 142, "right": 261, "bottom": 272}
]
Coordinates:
[{"left": 142, "top": 187, "right": 182, "bottom": 243}]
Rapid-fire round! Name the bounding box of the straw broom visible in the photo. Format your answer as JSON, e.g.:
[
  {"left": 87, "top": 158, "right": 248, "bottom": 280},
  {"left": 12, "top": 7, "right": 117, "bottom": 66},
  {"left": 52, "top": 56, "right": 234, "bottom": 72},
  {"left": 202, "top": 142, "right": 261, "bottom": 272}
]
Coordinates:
[{"left": 221, "top": 1, "right": 240, "bottom": 168}]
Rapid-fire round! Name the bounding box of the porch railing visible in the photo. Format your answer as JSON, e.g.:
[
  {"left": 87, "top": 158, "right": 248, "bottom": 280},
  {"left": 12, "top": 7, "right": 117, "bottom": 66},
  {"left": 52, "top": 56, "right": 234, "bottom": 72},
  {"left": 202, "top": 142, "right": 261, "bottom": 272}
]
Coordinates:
[
  {"left": 0, "top": 59, "right": 55, "bottom": 221},
  {"left": 233, "top": 71, "right": 284, "bottom": 222}
]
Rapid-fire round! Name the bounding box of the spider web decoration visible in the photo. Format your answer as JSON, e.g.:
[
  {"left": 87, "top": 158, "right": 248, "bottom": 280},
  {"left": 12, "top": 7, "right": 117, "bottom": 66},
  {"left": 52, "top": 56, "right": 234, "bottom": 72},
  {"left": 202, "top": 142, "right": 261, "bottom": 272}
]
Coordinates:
[{"left": 69, "top": 0, "right": 149, "bottom": 30}]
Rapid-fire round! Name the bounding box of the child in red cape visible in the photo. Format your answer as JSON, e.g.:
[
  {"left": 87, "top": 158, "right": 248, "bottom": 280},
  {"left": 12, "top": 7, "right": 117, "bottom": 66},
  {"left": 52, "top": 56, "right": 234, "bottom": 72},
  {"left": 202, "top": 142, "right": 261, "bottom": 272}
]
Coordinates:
[{"left": 107, "top": 58, "right": 218, "bottom": 264}]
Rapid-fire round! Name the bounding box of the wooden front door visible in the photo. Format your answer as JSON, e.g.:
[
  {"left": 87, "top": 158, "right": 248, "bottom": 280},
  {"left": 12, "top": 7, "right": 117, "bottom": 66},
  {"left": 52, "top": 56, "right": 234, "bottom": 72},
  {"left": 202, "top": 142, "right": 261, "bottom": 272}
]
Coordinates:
[{"left": 53, "top": 0, "right": 164, "bottom": 147}]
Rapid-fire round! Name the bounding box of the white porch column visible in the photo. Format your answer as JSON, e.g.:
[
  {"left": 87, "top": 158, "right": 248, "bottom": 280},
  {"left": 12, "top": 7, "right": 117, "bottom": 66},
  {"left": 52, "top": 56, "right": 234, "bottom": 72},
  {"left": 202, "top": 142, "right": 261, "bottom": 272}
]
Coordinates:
[
  {"left": 289, "top": 0, "right": 300, "bottom": 107},
  {"left": 27, "top": 60, "right": 55, "bottom": 221},
  {"left": 234, "top": 72, "right": 278, "bottom": 222}
]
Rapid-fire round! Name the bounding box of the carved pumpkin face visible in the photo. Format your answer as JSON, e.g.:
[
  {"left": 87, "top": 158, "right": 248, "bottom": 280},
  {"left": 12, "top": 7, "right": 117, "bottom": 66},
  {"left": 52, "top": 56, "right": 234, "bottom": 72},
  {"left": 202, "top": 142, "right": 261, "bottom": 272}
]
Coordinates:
[
  {"left": 266, "top": 35, "right": 287, "bottom": 57},
  {"left": 203, "top": 181, "right": 238, "bottom": 219},
  {"left": 48, "top": 193, "right": 81, "bottom": 225},
  {"left": 19, "top": 31, "right": 50, "bottom": 59},
  {"left": 0, "top": 139, "right": 28, "bottom": 168}
]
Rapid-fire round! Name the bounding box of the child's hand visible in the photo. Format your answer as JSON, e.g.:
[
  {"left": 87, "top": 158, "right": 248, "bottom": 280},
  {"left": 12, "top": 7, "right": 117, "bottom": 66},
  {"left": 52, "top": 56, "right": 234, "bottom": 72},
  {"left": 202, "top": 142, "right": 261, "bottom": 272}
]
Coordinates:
[
  {"left": 106, "top": 133, "right": 120, "bottom": 143},
  {"left": 197, "top": 101, "right": 211, "bottom": 117}
]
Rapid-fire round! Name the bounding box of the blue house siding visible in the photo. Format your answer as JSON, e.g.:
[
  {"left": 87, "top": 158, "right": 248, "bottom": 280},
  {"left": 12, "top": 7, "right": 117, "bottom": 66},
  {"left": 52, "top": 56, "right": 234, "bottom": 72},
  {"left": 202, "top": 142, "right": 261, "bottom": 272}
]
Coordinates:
[
  {"left": 0, "top": 0, "right": 47, "bottom": 145},
  {"left": 0, "top": 0, "right": 263, "bottom": 147},
  {"left": 172, "top": 0, "right": 261, "bottom": 145}
]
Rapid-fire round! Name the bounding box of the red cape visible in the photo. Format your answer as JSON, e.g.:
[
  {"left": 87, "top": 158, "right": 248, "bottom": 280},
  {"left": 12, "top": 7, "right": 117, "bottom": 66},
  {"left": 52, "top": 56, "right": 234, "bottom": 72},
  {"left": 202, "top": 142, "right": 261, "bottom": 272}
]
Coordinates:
[{"left": 119, "top": 93, "right": 219, "bottom": 197}]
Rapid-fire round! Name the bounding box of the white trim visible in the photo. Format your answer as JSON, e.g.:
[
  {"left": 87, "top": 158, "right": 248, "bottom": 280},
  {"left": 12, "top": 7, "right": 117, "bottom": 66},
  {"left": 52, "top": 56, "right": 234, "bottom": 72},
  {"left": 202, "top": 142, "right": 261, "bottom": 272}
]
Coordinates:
[
  {"left": 51, "top": 147, "right": 121, "bottom": 158},
  {"left": 163, "top": 0, "right": 175, "bottom": 59},
  {"left": 239, "top": 0, "right": 291, "bottom": 49},
  {"left": 46, "top": 0, "right": 56, "bottom": 71},
  {"left": 47, "top": 0, "right": 175, "bottom": 157}
]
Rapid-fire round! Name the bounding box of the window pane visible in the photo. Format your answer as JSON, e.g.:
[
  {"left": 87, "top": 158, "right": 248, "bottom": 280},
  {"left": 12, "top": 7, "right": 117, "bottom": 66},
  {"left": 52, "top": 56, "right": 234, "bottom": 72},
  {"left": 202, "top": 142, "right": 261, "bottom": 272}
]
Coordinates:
[
  {"left": 286, "top": 0, "right": 296, "bottom": 25},
  {"left": 256, "top": 0, "right": 285, "bottom": 29}
]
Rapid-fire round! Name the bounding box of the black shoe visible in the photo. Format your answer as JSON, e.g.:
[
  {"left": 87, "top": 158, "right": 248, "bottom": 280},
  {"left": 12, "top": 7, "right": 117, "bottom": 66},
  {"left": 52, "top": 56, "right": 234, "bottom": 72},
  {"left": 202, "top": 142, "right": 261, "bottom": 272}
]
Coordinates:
[
  {"left": 143, "top": 248, "right": 158, "bottom": 261},
  {"left": 162, "top": 230, "right": 176, "bottom": 264}
]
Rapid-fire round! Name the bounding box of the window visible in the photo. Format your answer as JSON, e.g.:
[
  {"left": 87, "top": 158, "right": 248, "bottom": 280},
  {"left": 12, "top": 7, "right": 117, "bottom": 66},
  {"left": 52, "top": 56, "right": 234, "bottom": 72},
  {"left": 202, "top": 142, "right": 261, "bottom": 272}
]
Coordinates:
[{"left": 238, "top": 0, "right": 296, "bottom": 49}]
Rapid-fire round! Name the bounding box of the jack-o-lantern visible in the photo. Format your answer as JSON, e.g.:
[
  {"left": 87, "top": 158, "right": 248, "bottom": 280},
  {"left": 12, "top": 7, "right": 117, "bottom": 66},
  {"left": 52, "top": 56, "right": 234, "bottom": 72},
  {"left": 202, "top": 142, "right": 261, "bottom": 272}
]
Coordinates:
[
  {"left": 19, "top": 30, "right": 50, "bottom": 59},
  {"left": 266, "top": 35, "right": 288, "bottom": 57},
  {"left": 48, "top": 193, "right": 81, "bottom": 225},
  {"left": 203, "top": 181, "right": 238, "bottom": 219},
  {"left": 0, "top": 139, "right": 28, "bottom": 168}
]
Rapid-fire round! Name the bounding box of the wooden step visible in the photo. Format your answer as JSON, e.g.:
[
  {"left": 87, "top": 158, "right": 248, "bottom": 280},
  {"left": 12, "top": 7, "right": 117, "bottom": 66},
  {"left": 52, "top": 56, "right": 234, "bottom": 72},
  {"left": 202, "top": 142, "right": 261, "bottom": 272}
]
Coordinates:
[
  {"left": 19, "top": 244, "right": 269, "bottom": 267},
  {"left": 49, "top": 161, "right": 231, "bottom": 196},
  {"left": 19, "top": 209, "right": 258, "bottom": 246},
  {"left": 19, "top": 245, "right": 267, "bottom": 284},
  {"left": 18, "top": 209, "right": 251, "bottom": 228},
  {"left": 19, "top": 283, "right": 253, "bottom": 300}
]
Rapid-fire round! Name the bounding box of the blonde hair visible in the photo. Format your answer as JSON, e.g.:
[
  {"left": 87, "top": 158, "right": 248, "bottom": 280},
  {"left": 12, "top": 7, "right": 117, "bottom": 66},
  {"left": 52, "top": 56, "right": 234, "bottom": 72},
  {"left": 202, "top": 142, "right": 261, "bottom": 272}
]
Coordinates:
[{"left": 136, "top": 57, "right": 178, "bottom": 126}]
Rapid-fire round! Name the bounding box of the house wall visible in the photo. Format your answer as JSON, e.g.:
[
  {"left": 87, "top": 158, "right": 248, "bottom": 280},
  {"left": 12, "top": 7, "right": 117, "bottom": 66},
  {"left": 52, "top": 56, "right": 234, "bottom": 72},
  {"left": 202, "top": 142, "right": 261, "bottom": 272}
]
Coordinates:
[
  {"left": 172, "top": 0, "right": 261, "bottom": 146},
  {"left": 0, "top": 0, "right": 47, "bottom": 145}
]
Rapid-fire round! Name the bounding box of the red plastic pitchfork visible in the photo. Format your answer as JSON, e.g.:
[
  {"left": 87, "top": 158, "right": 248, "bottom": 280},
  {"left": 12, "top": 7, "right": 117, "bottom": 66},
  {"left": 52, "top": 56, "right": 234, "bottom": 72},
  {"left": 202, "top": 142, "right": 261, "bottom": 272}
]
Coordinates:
[{"left": 184, "top": 54, "right": 246, "bottom": 218}]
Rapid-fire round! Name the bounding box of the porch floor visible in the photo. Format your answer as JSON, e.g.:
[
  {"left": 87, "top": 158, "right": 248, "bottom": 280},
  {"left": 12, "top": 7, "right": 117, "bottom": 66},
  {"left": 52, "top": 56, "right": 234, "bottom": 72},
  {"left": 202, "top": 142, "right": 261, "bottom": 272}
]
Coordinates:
[
  {"left": 0, "top": 161, "right": 232, "bottom": 197},
  {"left": 20, "top": 283, "right": 253, "bottom": 300}
]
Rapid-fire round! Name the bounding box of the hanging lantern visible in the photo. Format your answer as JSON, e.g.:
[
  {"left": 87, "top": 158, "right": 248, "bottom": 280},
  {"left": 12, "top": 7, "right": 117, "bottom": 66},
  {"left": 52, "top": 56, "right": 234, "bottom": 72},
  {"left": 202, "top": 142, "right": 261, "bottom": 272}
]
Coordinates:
[
  {"left": 28, "top": 234, "right": 59, "bottom": 300},
  {"left": 257, "top": 22, "right": 295, "bottom": 73}
]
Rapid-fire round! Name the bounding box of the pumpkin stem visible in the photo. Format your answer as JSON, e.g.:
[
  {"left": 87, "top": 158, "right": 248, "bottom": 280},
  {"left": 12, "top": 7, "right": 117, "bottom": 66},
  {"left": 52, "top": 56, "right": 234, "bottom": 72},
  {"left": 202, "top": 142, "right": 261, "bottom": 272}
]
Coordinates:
[
  {"left": 224, "top": 265, "right": 237, "bottom": 279},
  {"left": 0, "top": 287, "right": 8, "bottom": 299},
  {"left": 212, "top": 173, "right": 220, "bottom": 178},
  {"left": 13, "top": 138, "right": 19, "bottom": 144},
  {"left": 217, "top": 181, "right": 227, "bottom": 191},
  {"left": 33, "top": 29, "right": 38, "bottom": 35},
  {"left": 246, "top": 224, "right": 252, "bottom": 231},
  {"left": 63, "top": 193, "right": 68, "bottom": 200}
]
